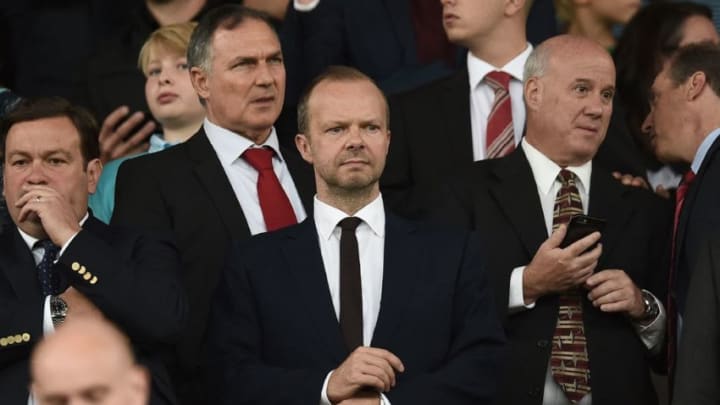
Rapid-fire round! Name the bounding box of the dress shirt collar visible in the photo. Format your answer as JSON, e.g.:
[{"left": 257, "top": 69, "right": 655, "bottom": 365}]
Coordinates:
[
  {"left": 148, "top": 133, "right": 178, "bottom": 153},
  {"left": 203, "top": 118, "right": 284, "bottom": 166},
  {"left": 691, "top": 127, "right": 720, "bottom": 174},
  {"left": 521, "top": 139, "right": 592, "bottom": 196},
  {"left": 467, "top": 44, "right": 533, "bottom": 90},
  {"left": 313, "top": 194, "right": 385, "bottom": 241},
  {"left": 17, "top": 212, "right": 89, "bottom": 251}
]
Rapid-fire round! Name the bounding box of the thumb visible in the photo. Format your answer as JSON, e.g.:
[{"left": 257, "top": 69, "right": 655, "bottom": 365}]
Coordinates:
[{"left": 544, "top": 224, "right": 567, "bottom": 249}]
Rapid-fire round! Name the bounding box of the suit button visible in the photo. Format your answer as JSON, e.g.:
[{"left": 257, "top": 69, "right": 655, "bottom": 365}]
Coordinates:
[
  {"left": 71, "top": 262, "right": 80, "bottom": 271},
  {"left": 78, "top": 266, "right": 87, "bottom": 275},
  {"left": 83, "top": 272, "right": 92, "bottom": 281},
  {"left": 22, "top": 333, "right": 30, "bottom": 342},
  {"left": 537, "top": 339, "right": 549, "bottom": 348},
  {"left": 90, "top": 276, "right": 98, "bottom": 285},
  {"left": 0, "top": 337, "right": 7, "bottom": 346}
]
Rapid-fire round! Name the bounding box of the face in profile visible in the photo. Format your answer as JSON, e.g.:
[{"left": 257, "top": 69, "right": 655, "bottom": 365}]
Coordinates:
[
  {"left": 2, "top": 116, "right": 100, "bottom": 239},
  {"left": 643, "top": 65, "right": 688, "bottom": 163},
  {"left": 144, "top": 45, "right": 205, "bottom": 129},
  {"left": 526, "top": 41, "right": 616, "bottom": 166},
  {"left": 191, "top": 18, "right": 285, "bottom": 142},
  {"left": 295, "top": 79, "right": 390, "bottom": 197}
]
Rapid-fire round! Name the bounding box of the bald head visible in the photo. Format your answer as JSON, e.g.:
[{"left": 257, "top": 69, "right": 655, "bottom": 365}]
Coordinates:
[
  {"left": 523, "top": 35, "right": 616, "bottom": 166},
  {"left": 31, "top": 318, "right": 149, "bottom": 405}
]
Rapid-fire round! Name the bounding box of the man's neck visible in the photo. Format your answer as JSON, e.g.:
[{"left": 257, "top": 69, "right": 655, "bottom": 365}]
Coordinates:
[
  {"left": 467, "top": 28, "right": 527, "bottom": 68},
  {"left": 146, "top": 0, "right": 206, "bottom": 26},
  {"left": 162, "top": 121, "right": 202, "bottom": 143},
  {"left": 317, "top": 186, "right": 380, "bottom": 216}
]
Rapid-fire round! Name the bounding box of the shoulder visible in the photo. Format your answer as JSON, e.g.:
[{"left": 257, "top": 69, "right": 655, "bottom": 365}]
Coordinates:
[{"left": 390, "top": 70, "right": 467, "bottom": 105}]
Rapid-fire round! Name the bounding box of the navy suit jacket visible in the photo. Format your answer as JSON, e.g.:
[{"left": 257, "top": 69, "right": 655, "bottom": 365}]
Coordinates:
[
  {"left": 0, "top": 215, "right": 187, "bottom": 405},
  {"left": 207, "top": 213, "right": 506, "bottom": 404},
  {"left": 674, "top": 135, "right": 720, "bottom": 317},
  {"left": 438, "top": 148, "right": 671, "bottom": 405}
]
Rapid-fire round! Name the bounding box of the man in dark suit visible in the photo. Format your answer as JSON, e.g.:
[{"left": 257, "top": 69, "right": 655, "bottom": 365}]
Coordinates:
[
  {"left": 0, "top": 97, "right": 186, "bottom": 405},
  {"left": 439, "top": 36, "right": 670, "bottom": 405},
  {"left": 641, "top": 42, "right": 720, "bottom": 388},
  {"left": 207, "top": 66, "right": 506, "bottom": 405},
  {"left": 672, "top": 236, "right": 720, "bottom": 404},
  {"left": 382, "top": 0, "right": 643, "bottom": 219},
  {"left": 112, "top": 6, "right": 315, "bottom": 404}
]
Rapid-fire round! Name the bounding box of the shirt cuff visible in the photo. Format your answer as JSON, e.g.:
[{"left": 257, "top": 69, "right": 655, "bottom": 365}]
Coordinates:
[
  {"left": 380, "top": 393, "right": 391, "bottom": 404},
  {"left": 295, "top": 0, "right": 320, "bottom": 12},
  {"left": 42, "top": 295, "right": 55, "bottom": 335},
  {"left": 632, "top": 289, "right": 666, "bottom": 353},
  {"left": 320, "top": 370, "right": 333, "bottom": 405},
  {"left": 509, "top": 266, "right": 536, "bottom": 313}
]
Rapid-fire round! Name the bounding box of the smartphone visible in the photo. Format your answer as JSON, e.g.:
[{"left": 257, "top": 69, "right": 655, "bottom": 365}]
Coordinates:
[{"left": 560, "top": 215, "right": 606, "bottom": 249}]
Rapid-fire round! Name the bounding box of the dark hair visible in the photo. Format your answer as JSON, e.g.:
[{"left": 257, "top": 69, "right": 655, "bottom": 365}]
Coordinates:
[
  {"left": 297, "top": 66, "right": 389, "bottom": 134},
  {"left": 614, "top": 2, "right": 713, "bottom": 143},
  {"left": 187, "top": 5, "right": 277, "bottom": 73},
  {"left": 0, "top": 97, "right": 100, "bottom": 164},
  {"left": 668, "top": 42, "right": 720, "bottom": 97}
]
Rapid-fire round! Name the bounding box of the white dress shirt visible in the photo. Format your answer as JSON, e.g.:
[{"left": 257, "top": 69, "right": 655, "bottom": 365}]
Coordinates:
[
  {"left": 204, "top": 119, "right": 307, "bottom": 235},
  {"left": 467, "top": 45, "right": 532, "bottom": 161},
  {"left": 506, "top": 140, "right": 665, "bottom": 405},
  {"left": 312, "top": 194, "right": 390, "bottom": 405},
  {"left": 19, "top": 214, "right": 87, "bottom": 405}
]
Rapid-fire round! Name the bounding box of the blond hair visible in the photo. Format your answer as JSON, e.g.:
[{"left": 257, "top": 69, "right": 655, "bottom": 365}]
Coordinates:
[{"left": 138, "top": 22, "right": 197, "bottom": 76}]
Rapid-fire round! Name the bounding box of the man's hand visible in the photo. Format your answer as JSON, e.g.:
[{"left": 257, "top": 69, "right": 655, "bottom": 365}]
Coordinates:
[
  {"left": 59, "top": 287, "right": 103, "bottom": 323},
  {"left": 98, "top": 106, "right": 155, "bottom": 163},
  {"left": 612, "top": 171, "right": 649, "bottom": 189},
  {"left": 337, "top": 391, "right": 381, "bottom": 405},
  {"left": 523, "top": 225, "right": 602, "bottom": 304},
  {"left": 585, "top": 269, "right": 645, "bottom": 318},
  {"left": 16, "top": 185, "right": 81, "bottom": 246},
  {"left": 327, "top": 347, "right": 404, "bottom": 403}
]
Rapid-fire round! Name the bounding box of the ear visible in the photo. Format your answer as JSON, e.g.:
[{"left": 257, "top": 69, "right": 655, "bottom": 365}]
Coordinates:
[
  {"left": 686, "top": 71, "right": 707, "bottom": 101},
  {"left": 86, "top": 158, "right": 103, "bottom": 195},
  {"left": 295, "top": 134, "right": 314, "bottom": 164},
  {"left": 127, "top": 365, "right": 150, "bottom": 403},
  {"left": 524, "top": 77, "right": 542, "bottom": 111},
  {"left": 505, "top": 0, "right": 526, "bottom": 16},
  {"left": 385, "top": 130, "right": 391, "bottom": 156},
  {"left": 190, "top": 67, "right": 211, "bottom": 101}
]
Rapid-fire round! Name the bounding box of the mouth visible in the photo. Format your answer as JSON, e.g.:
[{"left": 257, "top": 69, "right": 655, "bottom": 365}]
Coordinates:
[
  {"left": 576, "top": 125, "right": 600, "bottom": 135},
  {"left": 157, "top": 92, "right": 178, "bottom": 104},
  {"left": 251, "top": 96, "right": 276, "bottom": 105},
  {"left": 341, "top": 158, "right": 369, "bottom": 167},
  {"left": 443, "top": 13, "right": 459, "bottom": 26}
]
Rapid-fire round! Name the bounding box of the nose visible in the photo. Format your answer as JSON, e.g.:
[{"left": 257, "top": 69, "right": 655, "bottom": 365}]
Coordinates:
[
  {"left": 641, "top": 109, "right": 654, "bottom": 134},
  {"left": 584, "top": 96, "right": 607, "bottom": 119},
  {"left": 158, "top": 69, "right": 173, "bottom": 85},
  {"left": 346, "top": 126, "right": 365, "bottom": 151},
  {"left": 26, "top": 161, "right": 48, "bottom": 185},
  {"left": 255, "top": 62, "right": 274, "bottom": 87}
]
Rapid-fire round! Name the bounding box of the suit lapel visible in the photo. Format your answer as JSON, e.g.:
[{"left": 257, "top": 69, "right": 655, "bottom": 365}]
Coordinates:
[
  {"left": 489, "top": 149, "right": 547, "bottom": 257},
  {"left": 381, "top": 0, "right": 416, "bottom": 65},
  {"left": 587, "top": 163, "right": 632, "bottom": 261},
  {"left": 441, "top": 71, "right": 474, "bottom": 166},
  {"left": 185, "top": 129, "right": 251, "bottom": 239},
  {"left": 0, "top": 228, "right": 42, "bottom": 302},
  {"left": 371, "top": 214, "right": 419, "bottom": 348},
  {"left": 281, "top": 220, "right": 346, "bottom": 362}
]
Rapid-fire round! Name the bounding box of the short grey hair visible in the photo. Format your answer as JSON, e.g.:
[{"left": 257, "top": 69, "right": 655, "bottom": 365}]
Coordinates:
[
  {"left": 523, "top": 43, "right": 551, "bottom": 81},
  {"left": 187, "top": 5, "right": 277, "bottom": 74}
]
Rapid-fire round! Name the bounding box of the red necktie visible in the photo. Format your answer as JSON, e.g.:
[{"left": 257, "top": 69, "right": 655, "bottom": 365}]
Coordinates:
[
  {"left": 667, "top": 170, "right": 696, "bottom": 380},
  {"left": 485, "top": 71, "right": 515, "bottom": 158},
  {"left": 242, "top": 148, "right": 297, "bottom": 232},
  {"left": 550, "top": 169, "right": 591, "bottom": 403}
]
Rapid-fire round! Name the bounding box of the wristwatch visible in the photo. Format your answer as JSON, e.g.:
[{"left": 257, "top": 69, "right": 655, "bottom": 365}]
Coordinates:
[
  {"left": 640, "top": 290, "right": 659, "bottom": 322},
  {"left": 50, "top": 295, "right": 68, "bottom": 327}
]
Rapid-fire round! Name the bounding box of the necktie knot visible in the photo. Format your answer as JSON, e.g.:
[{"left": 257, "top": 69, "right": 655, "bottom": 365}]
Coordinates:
[
  {"left": 35, "top": 239, "right": 60, "bottom": 260},
  {"left": 484, "top": 71, "right": 512, "bottom": 92},
  {"left": 339, "top": 217, "right": 362, "bottom": 232},
  {"left": 243, "top": 147, "right": 275, "bottom": 171},
  {"left": 557, "top": 169, "right": 576, "bottom": 187}
]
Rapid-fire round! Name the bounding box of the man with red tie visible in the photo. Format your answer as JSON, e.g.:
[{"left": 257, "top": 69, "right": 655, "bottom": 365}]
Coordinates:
[
  {"left": 641, "top": 42, "right": 720, "bottom": 400},
  {"left": 111, "top": 5, "right": 315, "bottom": 405}
]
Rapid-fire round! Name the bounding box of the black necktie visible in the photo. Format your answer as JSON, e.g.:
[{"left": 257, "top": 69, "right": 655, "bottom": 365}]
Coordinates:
[
  {"left": 36, "top": 239, "right": 60, "bottom": 296},
  {"left": 339, "top": 217, "right": 363, "bottom": 351}
]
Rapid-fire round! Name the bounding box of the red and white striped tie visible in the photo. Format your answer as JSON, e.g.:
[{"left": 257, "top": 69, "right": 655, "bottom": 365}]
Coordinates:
[{"left": 485, "top": 71, "right": 515, "bottom": 158}]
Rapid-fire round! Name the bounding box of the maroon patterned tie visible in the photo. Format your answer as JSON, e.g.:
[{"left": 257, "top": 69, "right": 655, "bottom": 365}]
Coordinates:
[
  {"left": 242, "top": 148, "right": 297, "bottom": 231},
  {"left": 485, "top": 71, "right": 515, "bottom": 158},
  {"left": 550, "top": 169, "right": 591, "bottom": 403}
]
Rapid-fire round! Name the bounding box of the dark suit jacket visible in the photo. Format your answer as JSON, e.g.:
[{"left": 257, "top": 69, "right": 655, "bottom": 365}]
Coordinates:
[
  {"left": 674, "top": 135, "right": 720, "bottom": 317},
  {"left": 438, "top": 148, "right": 671, "bottom": 405},
  {"left": 673, "top": 236, "right": 720, "bottom": 404},
  {"left": 0, "top": 215, "right": 186, "bottom": 405},
  {"left": 111, "top": 128, "right": 316, "bottom": 404},
  {"left": 207, "top": 214, "right": 506, "bottom": 405},
  {"left": 382, "top": 70, "right": 645, "bottom": 220}
]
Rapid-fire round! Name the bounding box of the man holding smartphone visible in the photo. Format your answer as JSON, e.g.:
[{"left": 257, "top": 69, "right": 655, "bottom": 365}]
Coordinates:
[{"left": 439, "top": 35, "right": 671, "bottom": 405}]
